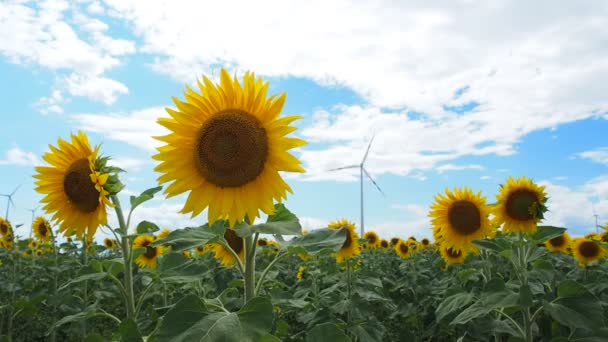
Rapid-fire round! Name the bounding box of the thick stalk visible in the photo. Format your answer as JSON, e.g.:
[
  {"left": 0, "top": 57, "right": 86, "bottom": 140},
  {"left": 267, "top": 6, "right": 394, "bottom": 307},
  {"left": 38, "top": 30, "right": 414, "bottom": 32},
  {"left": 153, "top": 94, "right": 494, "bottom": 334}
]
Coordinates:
[
  {"left": 243, "top": 235, "right": 256, "bottom": 303},
  {"left": 50, "top": 235, "right": 58, "bottom": 342},
  {"left": 111, "top": 195, "right": 136, "bottom": 320},
  {"left": 254, "top": 252, "right": 289, "bottom": 296},
  {"left": 81, "top": 241, "right": 88, "bottom": 336}
]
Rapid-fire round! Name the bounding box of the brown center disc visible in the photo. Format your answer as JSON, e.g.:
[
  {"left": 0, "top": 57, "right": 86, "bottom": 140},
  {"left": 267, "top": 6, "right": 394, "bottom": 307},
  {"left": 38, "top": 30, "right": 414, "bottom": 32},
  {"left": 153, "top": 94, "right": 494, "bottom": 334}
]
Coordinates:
[
  {"left": 448, "top": 201, "right": 481, "bottom": 235},
  {"left": 506, "top": 190, "right": 538, "bottom": 221},
  {"left": 381, "top": 240, "right": 388, "bottom": 248},
  {"left": 390, "top": 238, "right": 399, "bottom": 246},
  {"left": 63, "top": 158, "right": 100, "bottom": 213},
  {"left": 225, "top": 229, "right": 244, "bottom": 254},
  {"left": 399, "top": 243, "right": 409, "bottom": 254},
  {"left": 447, "top": 248, "right": 462, "bottom": 258},
  {"left": 422, "top": 239, "right": 430, "bottom": 246},
  {"left": 0, "top": 223, "right": 8, "bottom": 235},
  {"left": 195, "top": 111, "right": 268, "bottom": 188},
  {"left": 579, "top": 241, "right": 599, "bottom": 258},
  {"left": 549, "top": 235, "right": 565, "bottom": 247},
  {"left": 144, "top": 245, "right": 157, "bottom": 259},
  {"left": 368, "top": 235, "right": 377, "bottom": 244},
  {"left": 38, "top": 223, "right": 48, "bottom": 237},
  {"left": 342, "top": 229, "right": 353, "bottom": 249}
]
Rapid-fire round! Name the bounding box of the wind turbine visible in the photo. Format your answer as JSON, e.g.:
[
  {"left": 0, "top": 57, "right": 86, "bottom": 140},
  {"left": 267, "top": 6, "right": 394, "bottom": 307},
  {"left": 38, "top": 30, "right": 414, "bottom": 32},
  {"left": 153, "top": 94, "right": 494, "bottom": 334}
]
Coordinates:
[
  {"left": 1, "top": 184, "right": 21, "bottom": 220},
  {"left": 26, "top": 206, "right": 39, "bottom": 238},
  {"left": 592, "top": 205, "right": 601, "bottom": 234},
  {"left": 328, "top": 134, "right": 385, "bottom": 236}
]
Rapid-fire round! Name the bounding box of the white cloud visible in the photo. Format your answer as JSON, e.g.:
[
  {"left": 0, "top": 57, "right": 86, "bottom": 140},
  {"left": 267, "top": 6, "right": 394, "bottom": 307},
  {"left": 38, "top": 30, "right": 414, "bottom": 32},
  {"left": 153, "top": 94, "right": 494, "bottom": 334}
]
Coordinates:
[
  {"left": 576, "top": 147, "right": 608, "bottom": 165},
  {"left": 436, "top": 163, "right": 484, "bottom": 173},
  {"left": 71, "top": 107, "right": 166, "bottom": 152},
  {"left": 107, "top": 156, "right": 146, "bottom": 171},
  {"left": 0, "top": 0, "right": 135, "bottom": 107},
  {"left": 480, "top": 175, "right": 491, "bottom": 180},
  {"left": 0, "top": 147, "right": 41, "bottom": 166}
]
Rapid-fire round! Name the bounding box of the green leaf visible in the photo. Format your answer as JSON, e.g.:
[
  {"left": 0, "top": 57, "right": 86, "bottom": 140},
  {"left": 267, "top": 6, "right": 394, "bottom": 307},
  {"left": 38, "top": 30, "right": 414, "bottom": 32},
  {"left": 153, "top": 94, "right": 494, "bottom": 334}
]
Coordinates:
[
  {"left": 58, "top": 273, "right": 106, "bottom": 291},
  {"left": 533, "top": 226, "right": 567, "bottom": 242},
  {"left": 130, "top": 186, "right": 163, "bottom": 210},
  {"left": 239, "top": 220, "right": 302, "bottom": 238},
  {"left": 136, "top": 220, "right": 160, "bottom": 234},
  {"left": 267, "top": 203, "right": 297, "bottom": 222},
  {"left": 152, "top": 222, "right": 226, "bottom": 251},
  {"left": 103, "top": 258, "right": 124, "bottom": 278},
  {"left": 288, "top": 228, "right": 347, "bottom": 255},
  {"left": 306, "top": 323, "right": 351, "bottom": 342},
  {"left": 158, "top": 253, "right": 210, "bottom": 283},
  {"left": 436, "top": 293, "right": 475, "bottom": 322},
  {"left": 543, "top": 301, "right": 597, "bottom": 331},
  {"left": 450, "top": 301, "right": 488, "bottom": 325},
  {"left": 118, "top": 319, "right": 143, "bottom": 342},
  {"left": 84, "top": 334, "right": 107, "bottom": 342},
  {"left": 518, "top": 284, "right": 533, "bottom": 308},
  {"left": 472, "top": 238, "right": 507, "bottom": 253},
  {"left": 557, "top": 280, "right": 588, "bottom": 298},
  {"left": 237, "top": 297, "right": 274, "bottom": 342}
]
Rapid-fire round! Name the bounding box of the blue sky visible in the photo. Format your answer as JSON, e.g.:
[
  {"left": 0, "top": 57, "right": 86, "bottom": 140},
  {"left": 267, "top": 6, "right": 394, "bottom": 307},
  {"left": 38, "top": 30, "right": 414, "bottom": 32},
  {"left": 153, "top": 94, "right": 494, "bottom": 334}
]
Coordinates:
[{"left": 1, "top": 0, "right": 607, "bottom": 241}]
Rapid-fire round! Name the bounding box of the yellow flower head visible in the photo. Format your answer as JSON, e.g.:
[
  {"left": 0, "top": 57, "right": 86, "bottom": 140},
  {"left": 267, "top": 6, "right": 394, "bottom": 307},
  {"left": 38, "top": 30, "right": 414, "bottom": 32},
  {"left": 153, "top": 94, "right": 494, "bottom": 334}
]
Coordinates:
[
  {"left": 195, "top": 245, "right": 208, "bottom": 256},
  {"left": 28, "top": 239, "right": 39, "bottom": 250},
  {"left": 379, "top": 239, "right": 389, "bottom": 248},
  {"left": 545, "top": 232, "right": 571, "bottom": 253},
  {"left": 394, "top": 239, "right": 411, "bottom": 259},
  {"left": 157, "top": 228, "right": 172, "bottom": 240},
  {"left": 103, "top": 238, "right": 116, "bottom": 249},
  {"left": 206, "top": 229, "right": 244, "bottom": 268},
  {"left": 390, "top": 237, "right": 400, "bottom": 246},
  {"left": 296, "top": 266, "right": 305, "bottom": 281},
  {"left": 32, "top": 216, "right": 53, "bottom": 243},
  {"left": 182, "top": 250, "right": 192, "bottom": 258},
  {"left": 0, "top": 218, "right": 13, "bottom": 238},
  {"left": 572, "top": 238, "right": 606, "bottom": 267},
  {"left": 439, "top": 245, "right": 467, "bottom": 264},
  {"left": 420, "top": 238, "right": 431, "bottom": 249},
  {"left": 133, "top": 235, "right": 165, "bottom": 269},
  {"left": 430, "top": 186, "right": 493, "bottom": 251},
  {"left": 35, "top": 249, "right": 44, "bottom": 257},
  {"left": 34, "top": 131, "right": 113, "bottom": 239},
  {"left": 363, "top": 231, "right": 380, "bottom": 248},
  {"left": 328, "top": 219, "right": 361, "bottom": 263},
  {"left": 585, "top": 232, "right": 601, "bottom": 241},
  {"left": 492, "top": 176, "right": 548, "bottom": 235},
  {"left": 153, "top": 68, "right": 307, "bottom": 227}
]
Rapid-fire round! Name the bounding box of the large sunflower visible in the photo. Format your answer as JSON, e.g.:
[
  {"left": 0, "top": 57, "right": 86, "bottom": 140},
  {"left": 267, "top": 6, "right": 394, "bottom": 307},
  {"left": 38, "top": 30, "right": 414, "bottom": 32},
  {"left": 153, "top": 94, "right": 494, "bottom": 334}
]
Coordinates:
[
  {"left": 363, "top": 231, "right": 380, "bottom": 248},
  {"left": 440, "top": 245, "right": 466, "bottom": 264},
  {"left": 133, "top": 235, "right": 165, "bottom": 269},
  {"left": 545, "top": 232, "right": 571, "bottom": 254},
  {"left": 32, "top": 216, "right": 52, "bottom": 243},
  {"left": 429, "top": 187, "right": 493, "bottom": 251},
  {"left": 328, "top": 219, "right": 361, "bottom": 263},
  {"left": 394, "top": 239, "right": 411, "bottom": 259},
  {"left": 492, "top": 176, "right": 548, "bottom": 235},
  {"left": 206, "top": 228, "right": 245, "bottom": 268},
  {"left": 34, "top": 131, "right": 113, "bottom": 239},
  {"left": 153, "top": 69, "right": 307, "bottom": 227},
  {"left": 572, "top": 238, "right": 606, "bottom": 267},
  {"left": 0, "top": 218, "right": 11, "bottom": 238}
]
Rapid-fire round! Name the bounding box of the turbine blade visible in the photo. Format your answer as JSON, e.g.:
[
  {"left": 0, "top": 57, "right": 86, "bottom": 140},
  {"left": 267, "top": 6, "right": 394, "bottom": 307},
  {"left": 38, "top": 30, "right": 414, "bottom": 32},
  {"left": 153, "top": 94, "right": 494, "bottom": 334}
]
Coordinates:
[
  {"left": 362, "top": 134, "right": 375, "bottom": 164},
  {"left": 363, "top": 167, "right": 385, "bottom": 197},
  {"left": 10, "top": 184, "right": 21, "bottom": 196},
  {"left": 327, "top": 164, "right": 359, "bottom": 171}
]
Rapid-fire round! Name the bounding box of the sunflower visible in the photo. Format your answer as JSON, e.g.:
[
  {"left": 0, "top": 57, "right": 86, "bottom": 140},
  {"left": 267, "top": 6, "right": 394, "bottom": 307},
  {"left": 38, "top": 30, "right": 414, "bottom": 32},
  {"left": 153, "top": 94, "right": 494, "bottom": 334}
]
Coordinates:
[
  {"left": 601, "top": 231, "right": 608, "bottom": 243},
  {"left": 430, "top": 187, "right": 493, "bottom": 251},
  {"left": 182, "top": 250, "right": 192, "bottom": 258},
  {"left": 492, "top": 176, "right": 548, "bottom": 235},
  {"left": 157, "top": 228, "right": 171, "bottom": 240},
  {"left": 302, "top": 229, "right": 310, "bottom": 235},
  {"left": 0, "top": 218, "right": 12, "bottom": 238},
  {"left": 34, "top": 131, "right": 114, "bottom": 239},
  {"left": 32, "top": 216, "right": 52, "bottom": 243},
  {"left": 133, "top": 235, "right": 165, "bottom": 269},
  {"left": 390, "top": 237, "right": 400, "bottom": 246},
  {"left": 572, "top": 238, "right": 606, "bottom": 266},
  {"left": 407, "top": 239, "right": 419, "bottom": 252},
  {"left": 328, "top": 219, "right": 361, "bottom": 263},
  {"left": 420, "top": 238, "right": 431, "bottom": 249},
  {"left": 267, "top": 240, "right": 279, "bottom": 250},
  {"left": 28, "top": 239, "right": 39, "bottom": 250},
  {"left": 296, "top": 266, "right": 305, "bottom": 281},
  {"left": 363, "top": 231, "right": 380, "bottom": 248},
  {"left": 195, "top": 245, "right": 208, "bottom": 256},
  {"left": 545, "top": 232, "right": 571, "bottom": 253},
  {"left": 394, "top": 239, "right": 411, "bottom": 259},
  {"left": 585, "top": 232, "right": 601, "bottom": 241},
  {"left": 103, "top": 238, "right": 116, "bottom": 249},
  {"left": 153, "top": 68, "right": 307, "bottom": 227},
  {"left": 206, "top": 229, "right": 245, "bottom": 268},
  {"left": 380, "top": 239, "right": 389, "bottom": 248},
  {"left": 408, "top": 236, "right": 417, "bottom": 242},
  {"left": 257, "top": 238, "right": 268, "bottom": 246},
  {"left": 35, "top": 249, "right": 44, "bottom": 257},
  {"left": 440, "top": 245, "right": 466, "bottom": 264}
]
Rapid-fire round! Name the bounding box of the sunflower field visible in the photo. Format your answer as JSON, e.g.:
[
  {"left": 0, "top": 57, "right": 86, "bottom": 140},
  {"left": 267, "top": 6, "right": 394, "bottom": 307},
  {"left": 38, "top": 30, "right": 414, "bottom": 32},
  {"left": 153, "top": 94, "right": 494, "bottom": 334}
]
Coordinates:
[{"left": 2, "top": 69, "right": 608, "bottom": 341}]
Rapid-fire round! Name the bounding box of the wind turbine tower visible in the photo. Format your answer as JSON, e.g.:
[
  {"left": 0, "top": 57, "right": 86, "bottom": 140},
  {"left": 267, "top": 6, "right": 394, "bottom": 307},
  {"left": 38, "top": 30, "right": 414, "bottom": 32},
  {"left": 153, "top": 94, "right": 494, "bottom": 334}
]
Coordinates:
[{"left": 1, "top": 185, "right": 21, "bottom": 220}]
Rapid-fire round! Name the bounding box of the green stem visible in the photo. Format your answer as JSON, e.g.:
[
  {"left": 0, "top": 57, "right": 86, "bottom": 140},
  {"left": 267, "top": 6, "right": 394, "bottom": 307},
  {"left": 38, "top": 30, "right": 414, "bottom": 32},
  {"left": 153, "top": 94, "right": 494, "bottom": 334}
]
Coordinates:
[
  {"left": 82, "top": 240, "right": 88, "bottom": 337},
  {"left": 493, "top": 309, "right": 526, "bottom": 339},
  {"left": 346, "top": 258, "right": 352, "bottom": 327},
  {"left": 111, "top": 195, "right": 136, "bottom": 321},
  {"left": 50, "top": 235, "right": 59, "bottom": 342},
  {"left": 254, "top": 252, "right": 289, "bottom": 296},
  {"left": 243, "top": 235, "right": 256, "bottom": 303},
  {"left": 205, "top": 302, "right": 230, "bottom": 313},
  {"left": 135, "top": 281, "right": 157, "bottom": 316},
  {"left": 518, "top": 233, "right": 532, "bottom": 342}
]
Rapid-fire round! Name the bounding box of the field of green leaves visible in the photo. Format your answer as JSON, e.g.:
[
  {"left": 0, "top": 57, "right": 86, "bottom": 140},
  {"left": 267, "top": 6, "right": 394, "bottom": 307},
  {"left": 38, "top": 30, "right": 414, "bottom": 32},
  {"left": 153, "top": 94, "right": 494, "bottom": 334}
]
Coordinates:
[{"left": 2, "top": 69, "right": 608, "bottom": 341}]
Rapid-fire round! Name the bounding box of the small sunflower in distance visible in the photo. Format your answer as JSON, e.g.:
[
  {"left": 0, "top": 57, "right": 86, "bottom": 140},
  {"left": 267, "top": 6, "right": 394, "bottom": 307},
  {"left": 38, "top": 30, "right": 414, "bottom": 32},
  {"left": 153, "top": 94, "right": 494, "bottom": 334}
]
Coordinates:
[
  {"left": 390, "top": 237, "right": 400, "bottom": 246},
  {"left": 430, "top": 187, "right": 493, "bottom": 251},
  {"left": 34, "top": 131, "right": 118, "bottom": 239},
  {"left": 35, "top": 249, "right": 44, "bottom": 257},
  {"left": 545, "top": 232, "right": 571, "bottom": 253},
  {"left": 157, "top": 228, "right": 171, "bottom": 240},
  {"left": 394, "top": 239, "right": 411, "bottom": 259},
  {"left": 206, "top": 229, "right": 244, "bottom": 268},
  {"left": 153, "top": 68, "right": 307, "bottom": 227},
  {"left": 328, "top": 219, "right": 361, "bottom": 263},
  {"left": 492, "top": 176, "right": 548, "bottom": 235},
  {"left": 133, "top": 235, "right": 165, "bottom": 269},
  {"left": 296, "top": 266, "right": 305, "bottom": 281},
  {"left": 440, "top": 245, "right": 466, "bottom": 264},
  {"left": 28, "top": 239, "right": 39, "bottom": 250},
  {"left": 194, "top": 245, "right": 207, "bottom": 256},
  {"left": 380, "top": 239, "right": 389, "bottom": 248},
  {"left": 103, "top": 238, "right": 116, "bottom": 249},
  {"left": 0, "top": 218, "right": 12, "bottom": 238},
  {"left": 363, "top": 231, "right": 380, "bottom": 248},
  {"left": 32, "top": 217, "right": 52, "bottom": 243},
  {"left": 420, "top": 238, "right": 431, "bottom": 249},
  {"left": 572, "top": 238, "right": 606, "bottom": 267}
]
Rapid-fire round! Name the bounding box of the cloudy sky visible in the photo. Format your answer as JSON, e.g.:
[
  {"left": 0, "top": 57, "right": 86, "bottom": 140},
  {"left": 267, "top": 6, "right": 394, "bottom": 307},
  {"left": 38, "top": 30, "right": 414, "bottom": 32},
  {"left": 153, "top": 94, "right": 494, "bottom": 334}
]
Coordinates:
[{"left": 1, "top": 0, "right": 607, "bottom": 241}]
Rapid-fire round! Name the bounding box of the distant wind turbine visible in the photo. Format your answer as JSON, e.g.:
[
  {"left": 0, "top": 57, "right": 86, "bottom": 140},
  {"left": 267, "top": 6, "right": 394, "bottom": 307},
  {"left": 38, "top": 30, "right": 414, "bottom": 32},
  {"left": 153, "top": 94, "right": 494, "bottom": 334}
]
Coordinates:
[
  {"left": 1, "top": 184, "right": 21, "bottom": 220},
  {"left": 328, "top": 134, "right": 385, "bottom": 236},
  {"left": 26, "top": 206, "right": 39, "bottom": 238}
]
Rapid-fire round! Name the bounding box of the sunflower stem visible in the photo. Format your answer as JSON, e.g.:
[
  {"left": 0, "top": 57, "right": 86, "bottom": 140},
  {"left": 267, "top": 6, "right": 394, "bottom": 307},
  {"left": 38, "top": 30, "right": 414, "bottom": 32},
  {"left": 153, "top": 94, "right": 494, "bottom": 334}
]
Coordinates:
[
  {"left": 243, "top": 235, "right": 256, "bottom": 303},
  {"left": 346, "top": 258, "right": 352, "bottom": 329},
  {"left": 81, "top": 240, "right": 88, "bottom": 337},
  {"left": 518, "top": 233, "right": 533, "bottom": 342},
  {"left": 255, "top": 251, "right": 289, "bottom": 296},
  {"left": 111, "top": 195, "right": 136, "bottom": 321}
]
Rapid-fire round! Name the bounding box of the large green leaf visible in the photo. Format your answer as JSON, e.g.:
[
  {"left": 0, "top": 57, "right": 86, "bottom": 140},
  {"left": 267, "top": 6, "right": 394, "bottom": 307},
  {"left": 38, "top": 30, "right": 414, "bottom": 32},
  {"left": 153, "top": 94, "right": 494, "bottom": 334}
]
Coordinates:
[
  {"left": 152, "top": 222, "right": 227, "bottom": 251},
  {"left": 237, "top": 297, "right": 275, "bottom": 342},
  {"left": 235, "top": 204, "right": 301, "bottom": 238},
  {"left": 544, "top": 280, "right": 605, "bottom": 331},
  {"left": 306, "top": 323, "right": 350, "bottom": 342},
  {"left": 532, "top": 226, "right": 567, "bottom": 242},
  {"left": 136, "top": 220, "right": 160, "bottom": 234},
  {"left": 118, "top": 318, "right": 143, "bottom": 342},
  {"left": 557, "top": 280, "right": 588, "bottom": 298},
  {"left": 288, "top": 228, "right": 347, "bottom": 255},
  {"left": 436, "top": 293, "right": 475, "bottom": 322},
  {"left": 58, "top": 273, "right": 106, "bottom": 291},
  {"left": 130, "top": 186, "right": 163, "bottom": 210},
  {"left": 157, "top": 253, "right": 210, "bottom": 283}
]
